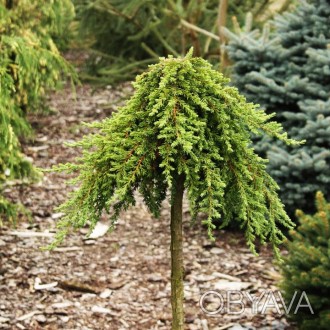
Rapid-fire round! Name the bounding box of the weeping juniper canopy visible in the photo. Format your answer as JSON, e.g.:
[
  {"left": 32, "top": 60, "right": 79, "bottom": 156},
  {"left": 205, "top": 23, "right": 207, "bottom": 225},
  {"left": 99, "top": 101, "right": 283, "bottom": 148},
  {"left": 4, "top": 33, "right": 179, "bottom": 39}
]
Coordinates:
[
  {"left": 50, "top": 50, "right": 301, "bottom": 329},
  {"left": 50, "top": 50, "right": 300, "bottom": 254}
]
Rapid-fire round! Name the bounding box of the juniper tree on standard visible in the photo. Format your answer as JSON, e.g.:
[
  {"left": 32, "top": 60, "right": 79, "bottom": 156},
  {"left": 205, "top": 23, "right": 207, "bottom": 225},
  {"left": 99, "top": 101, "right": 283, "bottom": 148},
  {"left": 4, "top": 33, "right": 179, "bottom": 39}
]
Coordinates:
[{"left": 50, "top": 50, "right": 300, "bottom": 329}]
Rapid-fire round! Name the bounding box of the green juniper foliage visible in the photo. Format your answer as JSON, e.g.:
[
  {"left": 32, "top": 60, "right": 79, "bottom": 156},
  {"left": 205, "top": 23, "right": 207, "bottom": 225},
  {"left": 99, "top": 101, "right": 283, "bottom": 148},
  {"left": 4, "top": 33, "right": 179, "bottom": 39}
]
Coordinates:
[
  {"left": 280, "top": 192, "right": 330, "bottom": 329},
  {"left": 224, "top": 0, "right": 330, "bottom": 216},
  {"left": 0, "top": 0, "right": 76, "bottom": 223},
  {"left": 51, "top": 50, "right": 300, "bottom": 257},
  {"left": 0, "top": 68, "right": 33, "bottom": 181},
  {"left": 0, "top": 68, "right": 36, "bottom": 225},
  {"left": 0, "top": 0, "right": 76, "bottom": 113}
]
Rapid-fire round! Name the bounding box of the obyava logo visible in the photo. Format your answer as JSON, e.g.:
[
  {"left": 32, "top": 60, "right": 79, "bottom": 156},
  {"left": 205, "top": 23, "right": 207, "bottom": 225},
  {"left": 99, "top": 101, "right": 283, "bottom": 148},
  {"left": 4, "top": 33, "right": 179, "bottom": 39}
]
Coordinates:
[{"left": 199, "top": 290, "right": 314, "bottom": 316}]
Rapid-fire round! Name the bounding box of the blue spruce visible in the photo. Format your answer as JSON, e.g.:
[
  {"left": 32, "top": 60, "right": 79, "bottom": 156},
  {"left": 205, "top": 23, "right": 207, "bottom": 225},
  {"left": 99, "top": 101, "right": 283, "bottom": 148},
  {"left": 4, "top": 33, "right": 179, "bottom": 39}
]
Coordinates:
[{"left": 225, "top": 0, "right": 330, "bottom": 215}]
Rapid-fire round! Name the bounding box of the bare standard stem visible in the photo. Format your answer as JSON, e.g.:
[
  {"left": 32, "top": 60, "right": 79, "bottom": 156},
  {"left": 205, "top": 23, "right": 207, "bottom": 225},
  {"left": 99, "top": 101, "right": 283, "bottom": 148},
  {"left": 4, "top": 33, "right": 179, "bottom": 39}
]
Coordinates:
[{"left": 170, "top": 174, "right": 185, "bottom": 330}]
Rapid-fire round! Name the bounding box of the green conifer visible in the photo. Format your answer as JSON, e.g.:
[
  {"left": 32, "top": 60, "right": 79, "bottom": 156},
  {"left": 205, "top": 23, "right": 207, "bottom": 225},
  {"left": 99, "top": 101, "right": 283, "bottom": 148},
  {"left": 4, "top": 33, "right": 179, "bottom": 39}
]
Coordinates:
[
  {"left": 0, "top": 0, "right": 76, "bottom": 222},
  {"left": 50, "top": 50, "right": 300, "bottom": 329},
  {"left": 280, "top": 192, "right": 330, "bottom": 329},
  {"left": 0, "top": 69, "right": 36, "bottom": 225},
  {"left": 225, "top": 0, "right": 330, "bottom": 215},
  {"left": 74, "top": 0, "right": 289, "bottom": 84}
]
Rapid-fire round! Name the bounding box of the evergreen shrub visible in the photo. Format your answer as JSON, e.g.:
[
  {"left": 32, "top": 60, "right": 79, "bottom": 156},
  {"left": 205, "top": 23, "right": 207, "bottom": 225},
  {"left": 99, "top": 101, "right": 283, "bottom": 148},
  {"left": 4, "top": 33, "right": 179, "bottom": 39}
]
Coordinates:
[
  {"left": 0, "top": 0, "right": 76, "bottom": 223},
  {"left": 225, "top": 0, "right": 330, "bottom": 215},
  {"left": 280, "top": 192, "right": 330, "bottom": 329},
  {"left": 50, "top": 50, "right": 301, "bottom": 329},
  {"left": 73, "top": 0, "right": 290, "bottom": 84},
  {"left": 49, "top": 49, "right": 302, "bottom": 255}
]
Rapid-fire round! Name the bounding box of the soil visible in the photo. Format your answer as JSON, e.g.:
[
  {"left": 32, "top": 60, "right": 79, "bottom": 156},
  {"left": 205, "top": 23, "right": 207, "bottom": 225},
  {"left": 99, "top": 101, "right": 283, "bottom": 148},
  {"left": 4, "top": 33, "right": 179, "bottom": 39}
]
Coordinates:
[{"left": 0, "top": 83, "right": 297, "bottom": 330}]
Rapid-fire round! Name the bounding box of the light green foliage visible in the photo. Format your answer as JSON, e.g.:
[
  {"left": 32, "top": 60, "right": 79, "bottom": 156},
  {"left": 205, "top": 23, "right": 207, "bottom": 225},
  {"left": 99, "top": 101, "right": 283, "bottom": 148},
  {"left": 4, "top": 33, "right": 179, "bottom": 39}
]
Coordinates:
[
  {"left": 280, "top": 192, "right": 330, "bottom": 329},
  {"left": 0, "top": 51, "right": 38, "bottom": 224},
  {"left": 73, "top": 0, "right": 290, "bottom": 84},
  {"left": 1, "top": 0, "right": 75, "bottom": 46},
  {"left": 51, "top": 51, "right": 300, "bottom": 257},
  {"left": 0, "top": 70, "right": 34, "bottom": 226},
  {"left": 0, "top": 0, "right": 76, "bottom": 112},
  {"left": 0, "top": 69, "right": 34, "bottom": 181},
  {"left": 0, "top": 0, "right": 76, "bottom": 223}
]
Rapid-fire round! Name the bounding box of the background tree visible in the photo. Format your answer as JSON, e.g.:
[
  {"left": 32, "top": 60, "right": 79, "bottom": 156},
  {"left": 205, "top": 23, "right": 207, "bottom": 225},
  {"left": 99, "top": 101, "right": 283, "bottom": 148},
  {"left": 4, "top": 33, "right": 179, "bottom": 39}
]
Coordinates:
[
  {"left": 280, "top": 191, "right": 330, "bottom": 329},
  {"left": 50, "top": 51, "right": 300, "bottom": 329},
  {"left": 72, "top": 0, "right": 292, "bottom": 84},
  {"left": 225, "top": 0, "right": 330, "bottom": 216},
  {"left": 0, "top": 67, "right": 36, "bottom": 224},
  {"left": 0, "top": 0, "right": 76, "bottom": 222}
]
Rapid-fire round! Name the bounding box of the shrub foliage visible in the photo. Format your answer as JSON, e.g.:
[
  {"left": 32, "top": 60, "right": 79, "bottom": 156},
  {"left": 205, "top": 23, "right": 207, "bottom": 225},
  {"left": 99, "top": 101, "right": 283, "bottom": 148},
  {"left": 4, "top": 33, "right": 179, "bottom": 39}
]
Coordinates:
[
  {"left": 225, "top": 0, "right": 330, "bottom": 215},
  {"left": 0, "top": 0, "right": 75, "bottom": 223},
  {"left": 50, "top": 50, "right": 301, "bottom": 257},
  {"left": 74, "top": 0, "right": 291, "bottom": 84},
  {"left": 280, "top": 192, "right": 330, "bottom": 329}
]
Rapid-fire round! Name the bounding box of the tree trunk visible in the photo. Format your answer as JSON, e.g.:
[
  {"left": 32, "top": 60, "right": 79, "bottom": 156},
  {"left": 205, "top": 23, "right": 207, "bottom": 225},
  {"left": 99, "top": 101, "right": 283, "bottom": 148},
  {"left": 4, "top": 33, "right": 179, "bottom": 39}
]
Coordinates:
[
  {"left": 217, "top": 0, "right": 229, "bottom": 72},
  {"left": 171, "top": 174, "right": 185, "bottom": 330},
  {"left": 6, "top": 0, "right": 14, "bottom": 9}
]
